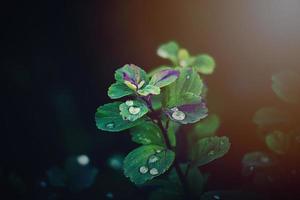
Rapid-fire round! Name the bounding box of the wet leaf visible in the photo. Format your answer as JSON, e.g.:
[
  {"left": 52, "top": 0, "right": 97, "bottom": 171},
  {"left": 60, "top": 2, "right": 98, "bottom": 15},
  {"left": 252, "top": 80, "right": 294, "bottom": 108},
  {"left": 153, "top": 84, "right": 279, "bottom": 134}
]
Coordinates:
[
  {"left": 265, "top": 130, "right": 290, "bottom": 155},
  {"left": 137, "top": 85, "right": 161, "bottom": 96},
  {"left": 194, "top": 114, "right": 220, "bottom": 139},
  {"left": 119, "top": 100, "right": 148, "bottom": 122},
  {"left": 149, "top": 69, "right": 179, "bottom": 88},
  {"left": 272, "top": 70, "right": 300, "bottom": 104},
  {"left": 190, "top": 136, "right": 230, "bottom": 167},
  {"left": 108, "top": 82, "right": 134, "bottom": 99},
  {"left": 130, "top": 121, "right": 164, "bottom": 146},
  {"left": 95, "top": 102, "right": 143, "bottom": 132},
  {"left": 165, "top": 67, "right": 204, "bottom": 107},
  {"left": 123, "top": 145, "right": 175, "bottom": 184}
]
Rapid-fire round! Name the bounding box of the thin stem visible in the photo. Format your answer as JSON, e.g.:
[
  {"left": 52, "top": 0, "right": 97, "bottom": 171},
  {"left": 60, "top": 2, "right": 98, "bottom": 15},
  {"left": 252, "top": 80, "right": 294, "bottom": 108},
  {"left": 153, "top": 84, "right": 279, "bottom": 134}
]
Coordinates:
[{"left": 144, "top": 97, "right": 190, "bottom": 198}]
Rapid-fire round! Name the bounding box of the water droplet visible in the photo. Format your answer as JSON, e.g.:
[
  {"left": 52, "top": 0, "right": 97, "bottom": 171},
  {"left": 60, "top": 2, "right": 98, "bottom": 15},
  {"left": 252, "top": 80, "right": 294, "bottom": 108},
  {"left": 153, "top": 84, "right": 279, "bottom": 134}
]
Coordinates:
[
  {"left": 139, "top": 166, "right": 149, "bottom": 174},
  {"left": 156, "top": 150, "right": 162, "bottom": 153},
  {"left": 148, "top": 155, "right": 159, "bottom": 163},
  {"left": 138, "top": 80, "right": 145, "bottom": 88},
  {"left": 171, "top": 107, "right": 179, "bottom": 112},
  {"left": 125, "top": 100, "right": 134, "bottom": 106},
  {"left": 172, "top": 110, "right": 186, "bottom": 121},
  {"left": 260, "top": 156, "right": 269, "bottom": 163},
  {"left": 106, "top": 192, "right": 114, "bottom": 199},
  {"left": 129, "top": 106, "right": 141, "bottom": 115},
  {"left": 106, "top": 122, "right": 115, "bottom": 129},
  {"left": 77, "top": 155, "right": 90, "bottom": 165},
  {"left": 149, "top": 168, "right": 159, "bottom": 175},
  {"left": 186, "top": 75, "right": 190, "bottom": 79},
  {"left": 213, "top": 195, "right": 221, "bottom": 200},
  {"left": 208, "top": 151, "right": 215, "bottom": 156}
]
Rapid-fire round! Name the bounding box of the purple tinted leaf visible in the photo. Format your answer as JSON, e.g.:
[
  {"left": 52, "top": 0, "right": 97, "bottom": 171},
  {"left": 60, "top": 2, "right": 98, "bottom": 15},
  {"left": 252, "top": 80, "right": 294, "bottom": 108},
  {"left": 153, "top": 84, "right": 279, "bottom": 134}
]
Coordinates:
[{"left": 149, "top": 69, "right": 179, "bottom": 88}]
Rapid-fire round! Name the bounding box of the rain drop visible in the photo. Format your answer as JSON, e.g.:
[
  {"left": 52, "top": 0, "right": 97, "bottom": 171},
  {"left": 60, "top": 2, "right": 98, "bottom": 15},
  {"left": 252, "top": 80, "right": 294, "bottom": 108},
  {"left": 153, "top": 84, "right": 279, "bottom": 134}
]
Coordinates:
[
  {"left": 149, "top": 168, "right": 159, "bottom": 175},
  {"left": 156, "top": 150, "right": 162, "bottom": 153},
  {"left": 77, "top": 155, "right": 90, "bottom": 166},
  {"left": 171, "top": 107, "right": 179, "bottom": 112},
  {"left": 172, "top": 110, "right": 186, "bottom": 121},
  {"left": 129, "top": 106, "right": 141, "bottom": 115},
  {"left": 106, "top": 123, "right": 115, "bottom": 129},
  {"left": 213, "top": 195, "right": 221, "bottom": 200},
  {"left": 139, "top": 166, "right": 149, "bottom": 174},
  {"left": 208, "top": 151, "right": 215, "bottom": 156},
  {"left": 148, "top": 155, "right": 159, "bottom": 163},
  {"left": 186, "top": 75, "right": 190, "bottom": 79},
  {"left": 125, "top": 100, "right": 134, "bottom": 106}
]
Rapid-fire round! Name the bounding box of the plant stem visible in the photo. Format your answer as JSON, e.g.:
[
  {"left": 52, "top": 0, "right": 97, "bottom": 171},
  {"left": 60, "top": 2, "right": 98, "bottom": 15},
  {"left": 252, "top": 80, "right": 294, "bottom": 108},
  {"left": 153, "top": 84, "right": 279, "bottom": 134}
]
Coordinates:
[{"left": 144, "top": 97, "right": 190, "bottom": 198}]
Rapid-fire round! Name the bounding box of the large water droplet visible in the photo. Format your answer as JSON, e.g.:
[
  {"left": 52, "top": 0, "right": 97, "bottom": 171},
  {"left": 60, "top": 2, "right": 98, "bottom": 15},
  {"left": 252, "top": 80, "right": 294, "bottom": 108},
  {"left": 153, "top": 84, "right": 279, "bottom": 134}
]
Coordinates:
[
  {"left": 171, "top": 107, "right": 179, "bottom": 112},
  {"left": 149, "top": 168, "right": 159, "bottom": 175},
  {"left": 213, "top": 195, "right": 221, "bottom": 200},
  {"left": 125, "top": 100, "right": 134, "bottom": 106},
  {"left": 106, "top": 122, "right": 115, "bottom": 129},
  {"left": 208, "top": 151, "right": 215, "bottom": 156},
  {"left": 172, "top": 110, "right": 186, "bottom": 121},
  {"left": 148, "top": 155, "right": 159, "bottom": 163},
  {"left": 129, "top": 106, "right": 141, "bottom": 115},
  {"left": 77, "top": 155, "right": 90, "bottom": 165},
  {"left": 139, "top": 166, "right": 149, "bottom": 174}
]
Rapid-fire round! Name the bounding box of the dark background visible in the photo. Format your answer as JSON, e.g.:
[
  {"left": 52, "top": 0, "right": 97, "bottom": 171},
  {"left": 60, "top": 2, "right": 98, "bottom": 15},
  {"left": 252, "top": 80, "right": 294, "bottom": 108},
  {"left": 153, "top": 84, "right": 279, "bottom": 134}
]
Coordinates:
[{"left": 2, "top": 0, "right": 300, "bottom": 199}]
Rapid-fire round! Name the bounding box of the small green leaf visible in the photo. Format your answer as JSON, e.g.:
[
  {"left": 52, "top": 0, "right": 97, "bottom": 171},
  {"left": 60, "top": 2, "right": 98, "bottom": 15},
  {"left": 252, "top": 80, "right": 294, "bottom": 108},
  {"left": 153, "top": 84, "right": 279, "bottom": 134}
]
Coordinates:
[
  {"left": 107, "top": 82, "right": 134, "bottom": 99},
  {"left": 253, "top": 107, "right": 290, "bottom": 126},
  {"left": 193, "top": 54, "right": 215, "bottom": 75},
  {"left": 265, "top": 130, "right": 290, "bottom": 155},
  {"left": 157, "top": 41, "right": 179, "bottom": 64},
  {"left": 95, "top": 102, "right": 143, "bottom": 132},
  {"left": 123, "top": 145, "right": 175, "bottom": 185},
  {"left": 114, "top": 64, "right": 148, "bottom": 84},
  {"left": 148, "top": 66, "right": 173, "bottom": 77},
  {"left": 119, "top": 100, "right": 148, "bottom": 122},
  {"left": 167, "top": 121, "right": 180, "bottom": 147},
  {"left": 194, "top": 114, "right": 220, "bottom": 139},
  {"left": 137, "top": 85, "right": 161, "bottom": 96},
  {"left": 165, "top": 67, "right": 203, "bottom": 107},
  {"left": 272, "top": 70, "right": 300, "bottom": 104},
  {"left": 190, "top": 136, "right": 230, "bottom": 167},
  {"left": 130, "top": 121, "right": 164, "bottom": 146},
  {"left": 178, "top": 48, "right": 193, "bottom": 67},
  {"left": 149, "top": 69, "right": 179, "bottom": 88}
]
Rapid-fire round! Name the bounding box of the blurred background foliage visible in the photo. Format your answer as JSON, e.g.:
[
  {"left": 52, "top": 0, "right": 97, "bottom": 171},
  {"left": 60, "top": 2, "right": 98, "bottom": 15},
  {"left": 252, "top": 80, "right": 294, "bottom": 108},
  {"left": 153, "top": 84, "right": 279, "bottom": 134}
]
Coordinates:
[{"left": 2, "top": 0, "right": 300, "bottom": 199}]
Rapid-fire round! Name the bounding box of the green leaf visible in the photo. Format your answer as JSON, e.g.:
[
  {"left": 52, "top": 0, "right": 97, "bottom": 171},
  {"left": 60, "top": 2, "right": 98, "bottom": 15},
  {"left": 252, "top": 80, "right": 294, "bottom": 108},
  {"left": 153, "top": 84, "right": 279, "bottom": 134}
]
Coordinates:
[
  {"left": 253, "top": 107, "right": 290, "bottom": 126},
  {"left": 130, "top": 121, "right": 164, "bottom": 146},
  {"left": 157, "top": 41, "right": 179, "bottom": 64},
  {"left": 137, "top": 85, "right": 161, "bottom": 96},
  {"left": 114, "top": 64, "right": 148, "bottom": 84},
  {"left": 95, "top": 102, "right": 143, "bottom": 132},
  {"left": 167, "top": 121, "right": 180, "bottom": 147},
  {"left": 190, "top": 136, "right": 230, "bottom": 167},
  {"left": 123, "top": 145, "right": 175, "bottom": 185},
  {"left": 119, "top": 100, "right": 148, "bottom": 122},
  {"left": 148, "top": 66, "right": 173, "bottom": 77},
  {"left": 149, "top": 69, "right": 179, "bottom": 88},
  {"left": 272, "top": 70, "right": 300, "bottom": 104},
  {"left": 242, "top": 152, "right": 273, "bottom": 168},
  {"left": 187, "top": 167, "right": 208, "bottom": 198},
  {"left": 193, "top": 54, "right": 216, "bottom": 75},
  {"left": 194, "top": 114, "right": 220, "bottom": 139},
  {"left": 107, "top": 82, "right": 134, "bottom": 99},
  {"left": 178, "top": 48, "right": 193, "bottom": 67},
  {"left": 265, "top": 130, "right": 290, "bottom": 155},
  {"left": 165, "top": 67, "right": 203, "bottom": 107}
]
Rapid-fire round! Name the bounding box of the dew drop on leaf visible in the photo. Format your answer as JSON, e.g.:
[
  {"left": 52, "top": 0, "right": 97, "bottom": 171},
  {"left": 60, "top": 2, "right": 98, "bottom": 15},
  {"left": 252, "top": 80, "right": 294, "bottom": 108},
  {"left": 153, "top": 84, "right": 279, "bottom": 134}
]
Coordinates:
[
  {"left": 77, "top": 155, "right": 90, "bottom": 166},
  {"left": 148, "top": 155, "right": 159, "bottom": 163},
  {"left": 186, "top": 75, "right": 190, "bottom": 79},
  {"left": 125, "top": 100, "right": 134, "bottom": 106},
  {"left": 139, "top": 166, "right": 149, "bottom": 174},
  {"left": 213, "top": 195, "right": 221, "bottom": 200},
  {"left": 129, "top": 106, "right": 141, "bottom": 115},
  {"left": 208, "top": 150, "right": 215, "bottom": 156},
  {"left": 149, "top": 168, "right": 159, "bottom": 175},
  {"left": 172, "top": 110, "right": 186, "bottom": 121},
  {"left": 106, "top": 122, "right": 115, "bottom": 129},
  {"left": 156, "top": 149, "right": 161, "bottom": 153}
]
